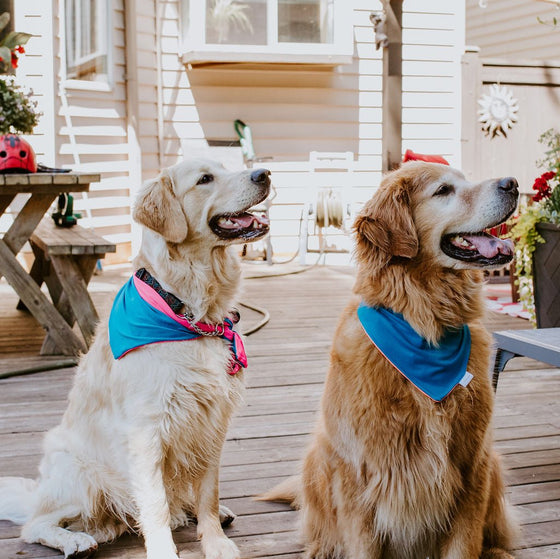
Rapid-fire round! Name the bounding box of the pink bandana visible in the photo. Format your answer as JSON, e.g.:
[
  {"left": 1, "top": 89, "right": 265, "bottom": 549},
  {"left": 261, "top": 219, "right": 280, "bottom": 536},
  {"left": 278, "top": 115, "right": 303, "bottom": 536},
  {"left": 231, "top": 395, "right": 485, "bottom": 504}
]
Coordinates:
[{"left": 109, "top": 275, "right": 247, "bottom": 375}]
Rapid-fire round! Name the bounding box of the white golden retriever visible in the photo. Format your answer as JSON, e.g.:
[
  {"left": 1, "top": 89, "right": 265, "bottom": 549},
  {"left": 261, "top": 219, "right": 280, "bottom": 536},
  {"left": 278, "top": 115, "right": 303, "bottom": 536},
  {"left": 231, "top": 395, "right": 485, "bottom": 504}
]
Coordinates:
[{"left": 0, "top": 159, "right": 271, "bottom": 559}]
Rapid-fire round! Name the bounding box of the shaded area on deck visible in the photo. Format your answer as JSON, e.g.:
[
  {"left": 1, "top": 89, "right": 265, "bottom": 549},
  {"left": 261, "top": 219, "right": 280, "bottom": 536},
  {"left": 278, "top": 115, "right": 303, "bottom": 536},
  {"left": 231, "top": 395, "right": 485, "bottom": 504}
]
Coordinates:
[{"left": 1, "top": 266, "right": 559, "bottom": 558}]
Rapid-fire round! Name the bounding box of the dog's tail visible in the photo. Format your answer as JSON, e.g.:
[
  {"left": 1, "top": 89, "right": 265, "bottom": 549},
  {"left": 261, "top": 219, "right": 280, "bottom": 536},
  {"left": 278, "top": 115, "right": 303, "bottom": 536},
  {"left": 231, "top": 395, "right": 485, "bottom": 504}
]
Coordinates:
[
  {"left": 0, "top": 477, "right": 38, "bottom": 524},
  {"left": 257, "top": 475, "right": 301, "bottom": 508}
]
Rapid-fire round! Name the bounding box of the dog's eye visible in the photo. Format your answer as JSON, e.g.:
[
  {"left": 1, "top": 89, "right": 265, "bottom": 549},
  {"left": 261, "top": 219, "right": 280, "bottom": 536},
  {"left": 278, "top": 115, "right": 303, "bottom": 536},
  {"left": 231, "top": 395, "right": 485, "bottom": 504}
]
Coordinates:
[
  {"left": 434, "top": 184, "right": 454, "bottom": 196},
  {"left": 197, "top": 174, "right": 214, "bottom": 185}
]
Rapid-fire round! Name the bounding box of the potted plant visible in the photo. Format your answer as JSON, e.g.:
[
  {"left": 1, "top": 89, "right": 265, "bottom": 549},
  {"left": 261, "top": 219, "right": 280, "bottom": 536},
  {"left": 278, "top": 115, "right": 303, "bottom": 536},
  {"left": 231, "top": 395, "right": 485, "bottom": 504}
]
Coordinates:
[
  {"left": 0, "top": 11, "right": 38, "bottom": 136},
  {"left": 0, "top": 12, "right": 31, "bottom": 73},
  {"left": 0, "top": 77, "right": 40, "bottom": 135},
  {"left": 207, "top": 0, "right": 252, "bottom": 43},
  {"left": 511, "top": 128, "right": 560, "bottom": 327},
  {"left": 0, "top": 11, "right": 40, "bottom": 173}
]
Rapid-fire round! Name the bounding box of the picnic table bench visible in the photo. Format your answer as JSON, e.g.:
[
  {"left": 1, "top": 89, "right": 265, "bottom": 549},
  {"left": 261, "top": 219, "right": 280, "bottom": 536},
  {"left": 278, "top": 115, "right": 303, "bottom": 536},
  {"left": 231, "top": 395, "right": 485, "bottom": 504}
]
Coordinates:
[
  {"left": 492, "top": 328, "right": 560, "bottom": 390},
  {"left": 21, "top": 219, "right": 116, "bottom": 355}
]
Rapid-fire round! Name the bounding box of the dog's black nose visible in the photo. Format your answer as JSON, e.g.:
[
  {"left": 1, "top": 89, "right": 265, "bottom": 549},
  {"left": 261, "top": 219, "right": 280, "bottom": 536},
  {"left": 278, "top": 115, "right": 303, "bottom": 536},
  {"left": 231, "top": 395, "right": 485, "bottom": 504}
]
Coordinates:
[
  {"left": 251, "top": 168, "right": 271, "bottom": 185},
  {"left": 497, "top": 177, "right": 518, "bottom": 193}
]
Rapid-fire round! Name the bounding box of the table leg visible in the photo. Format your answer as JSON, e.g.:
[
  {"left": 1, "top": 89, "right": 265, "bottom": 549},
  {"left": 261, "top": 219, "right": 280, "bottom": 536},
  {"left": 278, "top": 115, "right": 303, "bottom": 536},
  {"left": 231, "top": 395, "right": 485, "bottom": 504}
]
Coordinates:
[
  {"left": 49, "top": 255, "right": 100, "bottom": 348},
  {"left": 0, "top": 194, "right": 17, "bottom": 216},
  {"left": 16, "top": 244, "right": 51, "bottom": 311},
  {"left": 0, "top": 194, "right": 55, "bottom": 282},
  {"left": 0, "top": 239, "right": 85, "bottom": 355},
  {"left": 492, "top": 348, "right": 518, "bottom": 392}
]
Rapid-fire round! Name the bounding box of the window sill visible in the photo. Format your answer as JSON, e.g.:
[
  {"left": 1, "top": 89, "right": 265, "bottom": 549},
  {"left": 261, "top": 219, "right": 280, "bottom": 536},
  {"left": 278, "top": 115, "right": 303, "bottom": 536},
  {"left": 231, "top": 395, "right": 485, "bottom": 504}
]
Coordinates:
[
  {"left": 62, "top": 79, "right": 112, "bottom": 92},
  {"left": 181, "top": 50, "right": 353, "bottom": 67}
]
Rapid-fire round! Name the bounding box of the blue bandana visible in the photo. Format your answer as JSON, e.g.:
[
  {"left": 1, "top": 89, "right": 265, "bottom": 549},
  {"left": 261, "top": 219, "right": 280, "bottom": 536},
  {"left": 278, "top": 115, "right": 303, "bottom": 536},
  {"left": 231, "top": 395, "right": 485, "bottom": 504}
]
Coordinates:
[
  {"left": 108, "top": 276, "right": 247, "bottom": 374},
  {"left": 109, "top": 277, "right": 199, "bottom": 359},
  {"left": 357, "top": 303, "right": 472, "bottom": 401}
]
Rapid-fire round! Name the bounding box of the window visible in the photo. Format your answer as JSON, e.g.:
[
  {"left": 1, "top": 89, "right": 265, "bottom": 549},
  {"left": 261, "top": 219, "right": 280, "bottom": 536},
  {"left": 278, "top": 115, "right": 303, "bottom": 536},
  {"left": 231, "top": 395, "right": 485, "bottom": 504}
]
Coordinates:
[
  {"left": 181, "top": 0, "right": 352, "bottom": 64},
  {"left": 64, "top": 0, "right": 110, "bottom": 82}
]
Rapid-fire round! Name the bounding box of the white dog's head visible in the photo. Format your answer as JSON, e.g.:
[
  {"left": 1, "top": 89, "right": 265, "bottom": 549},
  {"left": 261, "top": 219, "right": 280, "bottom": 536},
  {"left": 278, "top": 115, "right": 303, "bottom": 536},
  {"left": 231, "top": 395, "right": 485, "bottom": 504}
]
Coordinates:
[
  {"left": 133, "top": 158, "right": 271, "bottom": 245},
  {"left": 355, "top": 161, "right": 519, "bottom": 271}
]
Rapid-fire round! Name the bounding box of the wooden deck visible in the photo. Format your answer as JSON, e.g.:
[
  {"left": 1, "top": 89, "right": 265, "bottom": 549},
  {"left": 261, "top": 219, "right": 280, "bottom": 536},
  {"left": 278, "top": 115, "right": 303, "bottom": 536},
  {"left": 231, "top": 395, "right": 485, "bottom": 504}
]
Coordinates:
[{"left": 1, "top": 265, "right": 559, "bottom": 558}]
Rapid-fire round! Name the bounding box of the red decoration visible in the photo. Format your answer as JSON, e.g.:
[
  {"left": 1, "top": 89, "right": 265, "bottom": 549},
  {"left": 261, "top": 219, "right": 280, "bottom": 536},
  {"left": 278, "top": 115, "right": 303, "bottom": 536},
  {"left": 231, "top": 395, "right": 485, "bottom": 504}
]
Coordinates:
[
  {"left": 0, "top": 134, "right": 37, "bottom": 174},
  {"left": 403, "top": 149, "right": 449, "bottom": 166}
]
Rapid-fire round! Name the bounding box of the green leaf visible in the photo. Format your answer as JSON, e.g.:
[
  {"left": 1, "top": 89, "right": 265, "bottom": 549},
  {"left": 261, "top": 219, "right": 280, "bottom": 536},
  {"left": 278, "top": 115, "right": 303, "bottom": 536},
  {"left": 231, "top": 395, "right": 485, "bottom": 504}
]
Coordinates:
[
  {"left": 0, "top": 12, "right": 9, "bottom": 34},
  {"left": 1, "top": 31, "right": 32, "bottom": 49}
]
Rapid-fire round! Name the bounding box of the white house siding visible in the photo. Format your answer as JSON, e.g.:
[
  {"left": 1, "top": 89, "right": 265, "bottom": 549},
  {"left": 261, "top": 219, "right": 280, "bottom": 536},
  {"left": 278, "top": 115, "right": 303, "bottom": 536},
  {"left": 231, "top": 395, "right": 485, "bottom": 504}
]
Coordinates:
[
  {"left": 402, "top": 2, "right": 465, "bottom": 165},
  {"left": 147, "top": 0, "right": 465, "bottom": 259},
  {"left": 466, "top": 0, "right": 560, "bottom": 60},
  {"left": 128, "top": 0, "right": 161, "bottom": 182},
  {"left": 14, "top": 1, "right": 132, "bottom": 261},
  {"left": 13, "top": 1, "right": 466, "bottom": 262},
  {"left": 3, "top": 3, "right": 56, "bottom": 237},
  {"left": 13, "top": 2, "right": 56, "bottom": 165}
]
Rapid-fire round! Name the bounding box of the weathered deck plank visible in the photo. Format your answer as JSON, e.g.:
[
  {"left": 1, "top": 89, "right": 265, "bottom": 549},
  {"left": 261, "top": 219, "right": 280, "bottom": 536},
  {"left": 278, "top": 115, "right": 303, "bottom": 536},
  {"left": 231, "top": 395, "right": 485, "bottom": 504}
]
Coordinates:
[{"left": 1, "top": 265, "right": 559, "bottom": 558}]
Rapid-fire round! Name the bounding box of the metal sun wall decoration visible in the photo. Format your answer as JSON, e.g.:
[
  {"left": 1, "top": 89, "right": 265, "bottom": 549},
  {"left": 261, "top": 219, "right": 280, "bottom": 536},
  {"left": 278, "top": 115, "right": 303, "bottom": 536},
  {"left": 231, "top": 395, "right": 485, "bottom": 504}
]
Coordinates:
[{"left": 478, "top": 84, "right": 519, "bottom": 138}]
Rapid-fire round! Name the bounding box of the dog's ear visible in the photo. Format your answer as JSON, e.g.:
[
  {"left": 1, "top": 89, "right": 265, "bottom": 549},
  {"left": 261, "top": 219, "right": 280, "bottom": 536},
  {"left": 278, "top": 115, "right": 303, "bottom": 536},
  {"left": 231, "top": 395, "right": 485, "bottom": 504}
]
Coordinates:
[
  {"left": 133, "top": 172, "right": 188, "bottom": 243},
  {"left": 354, "top": 179, "right": 418, "bottom": 268}
]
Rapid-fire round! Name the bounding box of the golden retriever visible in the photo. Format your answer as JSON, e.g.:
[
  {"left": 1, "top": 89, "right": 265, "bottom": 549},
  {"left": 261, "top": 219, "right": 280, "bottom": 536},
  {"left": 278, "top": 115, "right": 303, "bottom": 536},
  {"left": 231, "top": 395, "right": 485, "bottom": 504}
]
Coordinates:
[
  {"left": 264, "top": 161, "right": 519, "bottom": 559},
  {"left": 0, "top": 159, "right": 271, "bottom": 559}
]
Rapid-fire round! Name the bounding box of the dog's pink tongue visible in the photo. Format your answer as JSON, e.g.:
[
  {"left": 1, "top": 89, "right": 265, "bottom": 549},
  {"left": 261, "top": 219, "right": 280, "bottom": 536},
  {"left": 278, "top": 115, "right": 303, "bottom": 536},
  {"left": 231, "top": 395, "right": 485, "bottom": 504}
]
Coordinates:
[
  {"left": 231, "top": 215, "right": 253, "bottom": 228},
  {"left": 228, "top": 213, "right": 269, "bottom": 229},
  {"left": 463, "top": 234, "right": 514, "bottom": 258}
]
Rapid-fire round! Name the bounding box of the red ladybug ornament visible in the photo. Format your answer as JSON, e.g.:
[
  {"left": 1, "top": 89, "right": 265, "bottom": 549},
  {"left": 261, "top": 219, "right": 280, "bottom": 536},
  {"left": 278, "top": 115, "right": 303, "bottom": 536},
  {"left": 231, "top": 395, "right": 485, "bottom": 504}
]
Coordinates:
[{"left": 0, "top": 134, "right": 38, "bottom": 174}]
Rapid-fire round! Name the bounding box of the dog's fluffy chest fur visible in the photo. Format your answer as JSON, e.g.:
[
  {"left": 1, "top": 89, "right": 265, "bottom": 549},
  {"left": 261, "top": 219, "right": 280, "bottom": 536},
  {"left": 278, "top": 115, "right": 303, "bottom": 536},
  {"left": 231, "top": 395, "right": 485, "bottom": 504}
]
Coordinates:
[
  {"left": 111, "top": 334, "right": 244, "bottom": 461},
  {"left": 54, "top": 327, "right": 244, "bottom": 524},
  {"left": 320, "top": 300, "right": 494, "bottom": 547}
]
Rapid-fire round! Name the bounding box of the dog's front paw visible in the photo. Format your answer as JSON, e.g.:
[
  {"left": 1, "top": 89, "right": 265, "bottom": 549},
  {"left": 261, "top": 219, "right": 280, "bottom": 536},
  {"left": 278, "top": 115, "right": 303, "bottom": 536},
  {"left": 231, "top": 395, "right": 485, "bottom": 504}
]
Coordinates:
[
  {"left": 203, "top": 536, "right": 240, "bottom": 559},
  {"left": 63, "top": 532, "right": 98, "bottom": 559},
  {"left": 219, "top": 504, "right": 236, "bottom": 527}
]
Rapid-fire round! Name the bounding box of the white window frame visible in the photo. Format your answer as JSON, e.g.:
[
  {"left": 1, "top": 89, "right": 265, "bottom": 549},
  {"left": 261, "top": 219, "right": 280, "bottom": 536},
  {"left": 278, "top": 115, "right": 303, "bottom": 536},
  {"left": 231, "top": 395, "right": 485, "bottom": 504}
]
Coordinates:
[
  {"left": 181, "top": 0, "right": 353, "bottom": 65},
  {"left": 63, "top": 0, "right": 112, "bottom": 89}
]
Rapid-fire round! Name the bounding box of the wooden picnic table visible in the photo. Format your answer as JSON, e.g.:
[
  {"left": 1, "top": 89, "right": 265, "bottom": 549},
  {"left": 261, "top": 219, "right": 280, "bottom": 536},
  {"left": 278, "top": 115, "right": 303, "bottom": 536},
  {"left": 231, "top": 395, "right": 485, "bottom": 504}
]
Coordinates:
[{"left": 0, "top": 172, "right": 108, "bottom": 356}]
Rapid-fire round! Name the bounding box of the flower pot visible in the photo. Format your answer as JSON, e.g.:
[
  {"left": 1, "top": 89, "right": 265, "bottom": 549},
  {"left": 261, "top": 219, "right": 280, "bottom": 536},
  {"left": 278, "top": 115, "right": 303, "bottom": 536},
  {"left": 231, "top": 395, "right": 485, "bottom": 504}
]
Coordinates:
[{"left": 533, "top": 222, "right": 560, "bottom": 328}]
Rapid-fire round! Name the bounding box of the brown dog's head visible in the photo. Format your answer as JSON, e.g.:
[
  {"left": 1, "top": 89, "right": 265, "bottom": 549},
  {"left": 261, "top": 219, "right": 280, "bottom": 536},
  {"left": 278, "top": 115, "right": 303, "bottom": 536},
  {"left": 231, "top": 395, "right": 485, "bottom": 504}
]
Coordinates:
[
  {"left": 354, "top": 161, "right": 518, "bottom": 272},
  {"left": 133, "top": 159, "right": 271, "bottom": 246}
]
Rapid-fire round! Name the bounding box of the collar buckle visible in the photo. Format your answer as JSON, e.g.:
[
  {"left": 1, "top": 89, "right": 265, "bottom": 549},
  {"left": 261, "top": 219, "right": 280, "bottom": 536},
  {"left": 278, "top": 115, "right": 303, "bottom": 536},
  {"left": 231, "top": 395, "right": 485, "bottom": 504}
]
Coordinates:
[{"left": 182, "top": 312, "right": 225, "bottom": 337}]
